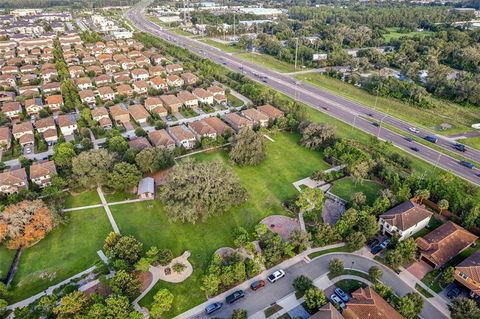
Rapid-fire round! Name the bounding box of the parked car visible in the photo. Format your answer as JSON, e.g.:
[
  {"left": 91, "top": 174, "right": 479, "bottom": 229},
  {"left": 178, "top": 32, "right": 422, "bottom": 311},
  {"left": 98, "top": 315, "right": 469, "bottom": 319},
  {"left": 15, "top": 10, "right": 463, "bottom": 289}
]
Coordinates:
[
  {"left": 367, "top": 238, "right": 380, "bottom": 248},
  {"left": 409, "top": 127, "right": 420, "bottom": 133},
  {"left": 268, "top": 269, "right": 286, "bottom": 283},
  {"left": 250, "top": 280, "right": 266, "bottom": 291},
  {"left": 370, "top": 245, "right": 383, "bottom": 255},
  {"left": 380, "top": 239, "right": 390, "bottom": 249},
  {"left": 410, "top": 147, "right": 420, "bottom": 152},
  {"left": 226, "top": 290, "right": 245, "bottom": 304},
  {"left": 447, "top": 287, "right": 460, "bottom": 299},
  {"left": 335, "top": 287, "right": 350, "bottom": 302},
  {"left": 205, "top": 302, "right": 223, "bottom": 315},
  {"left": 424, "top": 135, "right": 438, "bottom": 143},
  {"left": 330, "top": 294, "right": 346, "bottom": 308},
  {"left": 460, "top": 161, "right": 475, "bottom": 169},
  {"left": 454, "top": 143, "right": 466, "bottom": 152}
]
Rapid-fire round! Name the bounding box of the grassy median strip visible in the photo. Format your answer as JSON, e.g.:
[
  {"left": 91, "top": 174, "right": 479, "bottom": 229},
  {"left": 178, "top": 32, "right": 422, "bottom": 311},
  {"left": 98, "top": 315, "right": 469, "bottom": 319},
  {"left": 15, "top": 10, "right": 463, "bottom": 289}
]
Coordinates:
[
  {"left": 236, "top": 52, "right": 300, "bottom": 73},
  {"left": 201, "top": 39, "right": 244, "bottom": 53},
  {"left": 415, "top": 283, "right": 434, "bottom": 298}
]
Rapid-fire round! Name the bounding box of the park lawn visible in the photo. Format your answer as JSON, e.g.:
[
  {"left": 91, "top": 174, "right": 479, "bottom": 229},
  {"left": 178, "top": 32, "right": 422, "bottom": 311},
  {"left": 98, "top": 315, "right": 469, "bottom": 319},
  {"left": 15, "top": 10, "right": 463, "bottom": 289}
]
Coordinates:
[
  {"left": 295, "top": 73, "right": 479, "bottom": 136},
  {"left": 103, "top": 190, "right": 137, "bottom": 203},
  {"left": 110, "top": 132, "right": 329, "bottom": 316},
  {"left": 383, "top": 27, "right": 433, "bottom": 42},
  {"left": 236, "top": 52, "right": 300, "bottom": 73},
  {"left": 8, "top": 208, "right": 112, "bottom": 302},
  {"left": 0, "top": 247, "right": 16, "bottom": 281},
  {"left": 64, "top": 189, "right": 101, "bottom": 208},
  {"left": 202, "top": 39, "right": 243, "bottom": 53},
  {"left": 227, "top": 93, "right": 244, "bottom": 108},
  {"left": 330, "top": 177, "right": 385, "bottom": 204},
  {"left": 459, "top": 136, "right": 480, "bottom": 151}
]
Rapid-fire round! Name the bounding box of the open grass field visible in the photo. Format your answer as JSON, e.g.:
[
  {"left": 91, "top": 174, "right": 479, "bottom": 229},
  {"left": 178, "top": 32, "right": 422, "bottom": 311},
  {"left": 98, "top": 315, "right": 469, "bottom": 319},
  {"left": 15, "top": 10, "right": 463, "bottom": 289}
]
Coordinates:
[
  {"left": 8, "top": 208, "right": 112, "bottom": 302},
  {"left": 236, "top": 52, "right": 300, "bottom": 73},
  {"left": 295, "top": 73, "right": 479, "bottom": 136},
  {"left": 383, "top": 27, "right": 433, "bottom": 42},
  {"left": 459, "top": 136, "right": 480, "bottom": 151},
  {"left": 227, "top": 93, "right": 245, "bottom": 107},
  {"left": 0, "top": 247, "right": 15, "bottom": 281},
  {"left": 64, "top": 189, "right": 101, "bottom": 208},
  {"left": 103, "top": 190, "right": 137, "bottom": 203},
  {"left": 330, "top": 177, "right": 385, "bottom": 204},
  {"left": 110, "top": 132, "right": 329, "bottom": 316},
  {"left": 202, "top": 39, "right": 244, "bottom": 53}
]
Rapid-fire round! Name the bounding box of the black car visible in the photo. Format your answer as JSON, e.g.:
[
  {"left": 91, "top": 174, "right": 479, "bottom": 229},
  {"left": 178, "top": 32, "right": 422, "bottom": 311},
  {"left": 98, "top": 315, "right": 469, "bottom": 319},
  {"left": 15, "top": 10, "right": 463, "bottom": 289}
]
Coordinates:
[
  {"left": 372, "top": 122, "right": 380, "bottom": 127},
  {"left": 410, "top": 147, "right": 420, "bottom": 152},
  {"left": 405, "top": 137, "right": 413, "bottom": 142},
  {"left": 447, "top": 287, "right": 460, "bottom": 299},
  {"left": 370, "top": 245, "right": 383, "bottom": 255},
  {"left": 454, "top": 143, "right": 466, "bottom": 152},
  {"left": 367, "top": 238, "right": 380, "bottom": 248},
  {"left": 367, "top": 113, "right": 374, "bottom": 117},
  {"left": 226, "top": 290, "right": 245, "bottom": 304}
]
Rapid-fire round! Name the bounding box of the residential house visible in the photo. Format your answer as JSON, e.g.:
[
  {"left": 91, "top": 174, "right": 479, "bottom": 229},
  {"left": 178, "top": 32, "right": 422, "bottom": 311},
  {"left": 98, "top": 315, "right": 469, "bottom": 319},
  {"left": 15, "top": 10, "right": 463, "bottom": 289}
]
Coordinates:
[
  {"left": 177, "top": 90, "right": 199, "bottom": 110},
  {"left": 257, "top": 104, "right": 284, "bottom": 122},
  {"left": 137, "top": 177, "right": 155, "bottom": 199},
  {"left": 2, "top": 101, "right": 22, "bottom": 121},
  {"left": 416, "top": 221, "right": 478, "bottom": 268},
  {"left": 166, "top": 63, "right": 183, "bottom": 74},
  {"left": 46, "top": 94, "right": 64, "bottom": 112},
  {"left": 193, "top": 88, "right": 214, "bottom": 105},
  {"left": 203, "top": 116, "right": 232, "bottom": 136},
  {"left": 189, "top": 120, "right": 217, "bottom": 141},
  {"left": 149, "top": 65, "right": 164, "bottom": 77},
  {"left": 0, "top": 168, "right": 28, "bottom": 194},
  {"left": 148, "top": 129, "right": 175, "bottom": 150},
  {"left": 91, "top": 107, "right": 112, "bottom": 129},
  {"left": 69, "top": 65, "right": 84, "bottom": 78},
  {"left": 79, "top": 89, "right": 96, "bottom": 106},
  {"left": 94, "top": 74, "right": 111, "bottom": 86},
  {"left": 0, "top": 91, "right": 16, "bottom": 102},
  {"left": 455, "top": 250, "right": 480, "bottom": 297},
  {"left": 128, "top": 137, "right": 151, "bottom": 150},
  {"left": 30, "top": 160, "right": 57, "bottom": 188},
  {"left": 131, "top": 68, "right": 149, "bottom": 81},
  {"left": 25, "top": 97, "right": 43, "bottom": 116},
  {"left": 0, "top": 127, "right": 11, "bottom": 150},
  {"left": 43, "top": 82, "right": 61, "bottom": 95},
  {"left": 41, "top": 68, "right": 57, "bottom": 82},
  {"left": 76, "top": 77, "right": 93, "bottom": 90},
  {"left": 342, "top": 287, "right": 404, "bottom": 319},
  {"left": 57, "top": 114, "right": 77, "bottom": 136},
  {"left": 128, "top": 104, "right": 150, "bottom": 125},
  {"left": 241, "top": 108, "right": 269, "bottom": 128},
  {"left": 149, "top": 76, "right": 167, "bottom": 91},
  {"left": 35, "top": 117, "right": 56, "bottom": 134},
  {"left": 223, "top": 113, "right": 253, "bottom": 132},
  {"left": 117, "top": 84, "right": 133, "bottom": 97},
  {"left": 160, "top": 95, "right": 183, "bottom": 113},
  {"left": 144, "top": 97, "right": 167, "bottom": 116},
  {"left": 181, "top": 72, "right": 198, "bottom": 86},
  {"left": 379, "top": 200, "right": 433, "bottom": 241},
  {"left": 97, "top": 86, "right": 115, "bottom": 101},
  {"left": 213, "top": 94, "right": 228, "bottom": 105},
  {"left": 109, "top": 104, "right": 130, "bottom": 124},
  {"left": 168, "top": 125, "right": 196, "bottom": 149},
  {"left": 166, "top": 75, "right": 184, "bottom": 88},
  {"left": 43, "top": 127, "right": 58, "bottom": 145},
  {"left": 207, "top": 86, "right": 225, "bottom": 96},
  {"left": 310, "top": 303, "right": 343, "bottom": 319},
  {"left": 133, "top": 80, "right": 149, "bottom": 95}
]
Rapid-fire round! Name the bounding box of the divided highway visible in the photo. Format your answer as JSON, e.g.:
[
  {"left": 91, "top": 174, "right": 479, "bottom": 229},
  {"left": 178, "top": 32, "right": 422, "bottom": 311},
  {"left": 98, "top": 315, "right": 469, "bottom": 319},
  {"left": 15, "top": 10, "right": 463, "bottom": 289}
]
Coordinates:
[{"left": 126, "top": 0, "right": 480, "bottom": 185}]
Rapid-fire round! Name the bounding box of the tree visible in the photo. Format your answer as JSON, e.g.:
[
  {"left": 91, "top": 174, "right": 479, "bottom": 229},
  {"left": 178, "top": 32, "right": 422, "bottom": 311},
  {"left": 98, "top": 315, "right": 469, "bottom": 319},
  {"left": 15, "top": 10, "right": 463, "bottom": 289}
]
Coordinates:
[
  {"left": 328, "top": 258, "right": 344, "bottom": 276},
  {"left": 295, "top": 187, "right": 325, "bottom": 215},
  {"left": 0, "top": 200, "right": 54, "bottom": 249},
  {"left": 233, "top": 227, "right": 250, "bottom": 248},
  {"left": 150, "top": 289, "right": 174, "bottom": 318},
  {"left": 230, "top": 309, "right": 248, "bottom": 319},
  {"left": 414, "top": 189, "right": 430, "bottom": 202},
  {"left": 450, "top": 298, "right": 480, "bottom": 319},
  {"left": 159, "top": 158, "right": 248, "bottom": 223},
  {"left": 54, "top": 291, "right": 89, "bottom": 319},
  {"left": 351, "top": 192, "right": 367, "bottom": 208},
  {"left": 229, "top": 127, "right": 266, "bottom": 166},
  {"left": 293, "top": 275, "right": 314, "bottom": 296},
  {"left": 300, "top": 122, "right": 336, "bottom": 150},
  {"left": 103, "top": 232, "right": 143, "bottom": 267},
  {"left": 288, "top": 229, "right": 312, "bottom": 252},
  {"left": 109, "top": 270, "right": 141, "bottom": 301},
  {"left": 312, "top": 223, "right": 340, "bottom": 247},
  {"left": 107, "top": 136, "right": 129, "bottom": 155},
  {"left": 385, "top": 249, "right": 403, "bottom": 268},
  {"left": 201, "top": 273, "right": 221, "bottom": 297},
  {"left": 346, "top": 231, "right": 366, "bottom": 250},
  {"left": 396, "top": 238, "right": 417, "bottom": 262},
  {"left": 437, "top": 199, "right": 449, "bottom": 214},
  {"left": 463, "top": 205, "right": 480, "bottom": 229},
  {"left": 37, "top": 295, "right": 57, "bottom": 317},
  {"left": 135, "top": 146, "right": 174, "bottom": 173},
  {"left": 304, "top": 287, "right": 327, "bottom": 312},
  {"left": 108, "top": 162, "right": 142, "bottom": 191},
  {"left": 52, "top": 142, "right": 76, "bottom": 171},
  {"left": 158, "top": 249, "right": 174, "bottom": 266},
  {"left": 72, "top": 149, "right": 114, "bottom": 189},
  {"left": 103, "top": 295, "right": 140, "bottom": 318},
  {"left": 397, "top": 292, "right": 423, "bottom": 319},
  {"left": 441, "top": 267, "right": 455, "bottom": 287},
  {"left": 368, "top": 266, "right": 383, "bottom": 282}
]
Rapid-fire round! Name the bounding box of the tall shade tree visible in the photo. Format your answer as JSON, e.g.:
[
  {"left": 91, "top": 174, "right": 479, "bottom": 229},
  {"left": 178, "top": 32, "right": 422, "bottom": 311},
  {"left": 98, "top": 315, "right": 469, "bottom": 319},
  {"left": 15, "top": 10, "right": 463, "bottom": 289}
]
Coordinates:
[
  {"left": 450, "top": 298, "right": 480, "bottom": 319},
  {"left": 159, "top": 158, "right": 248, "bottom": 223},
  {"left": 135, "top": 146, "right": 174, "bottom": 173},
  {"left": 300, "top": 122, "right": 336, "bottom": 150},
  {"left": 229, "top": 127, "right": 266, "bottom": 166},
  {"left": 150, "top": 289, "right": 174, "bottom": 318},
  {"left": 72, "top": 149, "right": 114, "bottom": 189},
  {"left": 108, "top": 162, "right": 143, "bottom": 191},
  {"left": 295, "top": 187, "right": 325, "bottom": 213},
  {"left": 0, "top": 200, "right": 54, "bottom": 249},
  {"left": 52, "top": 142, "right": 76, "bottom": 171},
  {"left": 54, "top": 291, "right": 89, "bottom": 319}
]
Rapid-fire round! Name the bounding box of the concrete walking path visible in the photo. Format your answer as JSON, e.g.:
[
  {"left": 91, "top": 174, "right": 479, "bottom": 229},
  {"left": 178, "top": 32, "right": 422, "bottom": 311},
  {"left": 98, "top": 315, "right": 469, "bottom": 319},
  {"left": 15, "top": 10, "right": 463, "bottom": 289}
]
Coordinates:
[{"left": 97, "top": 187, "right": 120, "bottom": 234}]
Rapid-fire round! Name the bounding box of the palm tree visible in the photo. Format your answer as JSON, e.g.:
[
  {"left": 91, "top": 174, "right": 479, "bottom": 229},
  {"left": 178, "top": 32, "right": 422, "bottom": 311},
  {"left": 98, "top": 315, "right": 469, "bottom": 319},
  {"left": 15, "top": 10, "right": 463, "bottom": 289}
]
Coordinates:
[{"left": 437, "top": 199, "right": 449, "bottom": 215}]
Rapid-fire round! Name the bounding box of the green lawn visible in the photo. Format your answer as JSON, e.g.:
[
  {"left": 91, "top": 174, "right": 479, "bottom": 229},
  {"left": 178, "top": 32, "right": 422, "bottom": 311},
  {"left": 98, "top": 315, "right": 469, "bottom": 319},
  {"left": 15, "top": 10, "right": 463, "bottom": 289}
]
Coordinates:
[
  {"left": 296, "top": 73, "right": 479, "bottom": 136},
  {"left": 335, "top": 279, "right": 368, "bottom": 294},
  {"left": 170, "top": 28, "right": 193, "bottom": 37},
  {"left": 330, "top": 177, "right": 385, "bottom": 204},
  {"left": 412, "top": 217, "right": 443, "bottom": 239},
  {"left": 0, "top": 247, "right": 15, "bottom": 281},
  {"left": 103, "top": 190, "right": 137, "bottom": 203},
  {"left": 459, "top": 136, "right": 480, "bottom": 151},
  {"left": 202, "top": 39, "right": 243, "bottom": 53},
  {"left": 383, "top": 27, "right": 433, "bottom": 42},
  {"left": 415, "top": 283, "right": 433, "bottom": 298},
  {"left": 110, "top": 132, "right": 329, "bottom": 316},
  {"left": 64, "top": 189, "right": 101, "bottom": 208},
  {"left": 8, "top": 208, "right": 112, "bottom": 302},
  {"left": 227, "top": 93, "right": 245, "bottom": 108},
  {"left": 236, "top": 52, "right": 301, "bottom": 73},
  {"left": 328, "top": 269, "right": 371, "bottom": 281}
]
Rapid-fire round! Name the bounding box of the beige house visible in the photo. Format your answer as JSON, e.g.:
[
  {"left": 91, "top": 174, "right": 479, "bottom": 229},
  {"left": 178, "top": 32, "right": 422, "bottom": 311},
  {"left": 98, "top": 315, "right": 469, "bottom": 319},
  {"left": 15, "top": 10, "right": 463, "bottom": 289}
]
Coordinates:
[
  {"left": 223, "top": 113, "right": 253, "bottom": 132},
  {"left": 128, "top": 104, "right": 150, "bottom": 124},
  {"left": 148, "top": 129, "right": 176, "bottom": 150},
  {"left": 30, "top": 160, "right": 57, "bottom": 188},
  {"left": 177, "top": 91, "right": 199, "bottom": 110},
  {"left": 160, "top": 95, "right": 183, "bottom": 113},
  {"left": 193, "top": 88, "right": 214, "bottom": 105},
  {"left": 109, "top": 104, "right": 130, "bottom": 124},
  {"left": 257, "top": 104, "right": 284, "bottom": 122},
  {"left": 241, "top": 108, "right": 269, "bottom": 128},
  {"left": 189, "top": 120, "right": 217, "bottom": 141},
  {"left": 166, "top": 75, "right": 184, "bottom": 88},
  {"left": 57, "top": 114, "right": 78, "bottom": 136},
  {"left": 0, "top": 127, "right": 11, "bottom": 150},
  {"left": 168, "top": 125, "right": 196, "bottom": 149},
  {"left": 0, "top": 168, "right": 28, "bottom": 194}
]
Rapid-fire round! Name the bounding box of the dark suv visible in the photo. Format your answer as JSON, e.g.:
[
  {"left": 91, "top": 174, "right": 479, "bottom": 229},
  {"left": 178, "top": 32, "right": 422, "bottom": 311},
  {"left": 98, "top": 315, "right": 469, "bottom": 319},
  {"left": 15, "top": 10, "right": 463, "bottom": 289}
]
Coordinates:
[{"left": 226, "top": 290, "right": 245, "bottom": 304}]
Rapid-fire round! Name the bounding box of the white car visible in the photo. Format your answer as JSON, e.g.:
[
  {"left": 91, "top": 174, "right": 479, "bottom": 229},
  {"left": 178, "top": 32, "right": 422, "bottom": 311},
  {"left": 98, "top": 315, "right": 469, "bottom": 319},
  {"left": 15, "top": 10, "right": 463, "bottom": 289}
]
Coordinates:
[
  {"left": 330, "top": 294, "right": 345, "bottom": 308},
  {"left": 409, "top": 127, "right": 420, "bottom": 134},
  {"left": 267, "top": 269, "right": 285, "bottom": 283}
]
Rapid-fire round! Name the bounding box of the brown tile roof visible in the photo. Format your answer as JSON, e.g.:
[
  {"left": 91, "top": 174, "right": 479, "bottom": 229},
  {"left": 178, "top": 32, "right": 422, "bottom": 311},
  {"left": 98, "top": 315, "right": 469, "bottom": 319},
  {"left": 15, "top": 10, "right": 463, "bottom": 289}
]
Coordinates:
[
  {"left": 160, "top": 95, "right": 182, "bottom": 107},
  {"left": 416, "top": 221, "right": 478, "bottom": 268},
  {"left": 79, "top": 89, "right": 95, "bottom": 99},
  {"left": 207, "top": 86, "right": 224, "bottom": 95},
  {"left": 128, "top": 104, "right": 149, "bottom": 121},
  {"left": 144, "top": 97, "right": 163, "bottom": 109},
  {"left": 117, "top": 84, "right": 133, "bottom": 94},
  {"left": 168, "top": 125, "right": 195, "bottom": 141},
  {"left": 98, "top": 86, "right": 114, "bottom": 95},
  {"left": 189, "top": 120, "right": 216, "bottom": 137},
  {"left": 58, "top": 114, "right": 76, "bottom": 127},
  {"left": 19, "top": 133, "right": 34, "bottom": 145},
  {"left": 148, "top": 129, "right": 175, "bottom": 147},
  {"left": 380, "top": 200, "right": 433, "bottom": 231},
  {"left": 202, "top": 117, "right": 231, "bottom": 136},
  {"left": 310, "top": 303, "right": 343, "bottom": 319},
  {"left": 177, "top": 90, "right": 197, "bottom": 103},
  {"left": 109, "top": 104, "right": 129, "bottom": 118},
  {"left": 13, "top": 122, "right": 33, "bottom": 135},
  {"left": 223, "top": 112, "right": 253, "bottom": 126},
  {"left": 91, "top": 107, "right": 109, "bottom": 118},
  {"left": 0, "top": 167, "right": 27, "bottom": 187},
  {"left": 2, "top": 101, "right": 21, "bottom": 113},
  {"left": 193, "top": 88, "right": 213, "bottom": 99},
  {"left": 0, "top": 127, "right": 10, "bottom": 141},
  {"left": 343, "top": 287, "right": 404, "bottom": 319},
  {"left": 455, "top": 250, "right": 480, "bottom": 295},
  {"left": 30, "top": 160, "right": 56, "bottom": 180},
  {"left": 257, "top": 104, "right": 284, "bottom": 119},
  {"left": 128, "top": 137, "right": 151, "bottom": 150},
  {"left": 242, "top": 108, "right": 269, "bottom": 122},
  {"left": 43, "top": 128, "right": 58, "bottom": 140},
  {"left": 35, "top": 117, "right": 55, "bottom": 129}
]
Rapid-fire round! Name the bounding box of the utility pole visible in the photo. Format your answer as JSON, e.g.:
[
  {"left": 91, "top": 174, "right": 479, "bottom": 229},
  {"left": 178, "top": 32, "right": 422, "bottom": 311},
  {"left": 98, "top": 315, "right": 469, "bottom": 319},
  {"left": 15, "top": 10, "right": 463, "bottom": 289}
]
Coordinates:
[{"left": 294, "top": 37, "right": 299, "bottom": 71}]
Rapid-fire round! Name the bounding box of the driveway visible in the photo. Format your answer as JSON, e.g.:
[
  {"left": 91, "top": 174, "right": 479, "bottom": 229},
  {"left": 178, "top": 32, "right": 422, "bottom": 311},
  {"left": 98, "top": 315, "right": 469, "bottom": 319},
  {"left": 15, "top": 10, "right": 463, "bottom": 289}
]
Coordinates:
[{"left": 407, "top": 260, "right": 433, "bottom": 280}]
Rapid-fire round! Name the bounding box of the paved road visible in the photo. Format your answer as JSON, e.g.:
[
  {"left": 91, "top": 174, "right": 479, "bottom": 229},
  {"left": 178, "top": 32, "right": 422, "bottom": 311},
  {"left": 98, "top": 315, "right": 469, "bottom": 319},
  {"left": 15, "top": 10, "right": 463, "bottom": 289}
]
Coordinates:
[
  {"left": 126, "top": 0, "right": 480, "bottom": 186},
  {"left": 189, "top": 253, "right": 449, "bottom": 319}
]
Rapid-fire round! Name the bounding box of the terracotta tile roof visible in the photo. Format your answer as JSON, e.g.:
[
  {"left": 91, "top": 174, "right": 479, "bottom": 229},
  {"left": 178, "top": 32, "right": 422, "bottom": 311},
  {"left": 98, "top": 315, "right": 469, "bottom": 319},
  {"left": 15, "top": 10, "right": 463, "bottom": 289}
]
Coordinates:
[
  {"left": 19, "top": 133, "right": 34, "bottom": 145},
  {"left": 30, "top": 160, "right": 56, "bottom": 180},
  {"left": 207, "top": 86, "right": 224, "bottom": 95},
  {"left": 150, "top": 76, "right": 166, "bottom": 86},
  {"left": 343, "top": 287, "right": 404, "bottom": 319},
  {"left": 2, "top": 101, "right": 21, "bottom": 113},
  {"left": 380, "top": 200, "right": 433, "bottom": 231},
  {"left": 35, "top": 117, "right": 55, "bottom": 129},
  {"left": 160, "top": 94, "right": 182, "bottom": 107},
  {"left": 79, "top": 89, "right": 94, "bottom": 99},
  {"left": 0, "top": 167, "right": 27, "bottom": 187},
  {"left": 13, "top": 121, "right": 33, "bottom": 135},
  {"left": 455, "top": 250, "right": 480, "bottom": 295},
  {"left": 257, "top": 104, "right": 284, "bottom": 119},
  {"left": 117, "top": 84, "right": 133, "bottom": 95},
  {"left": 98, "top": 86, "right": 114, "bottom": 95},
  {"left": 128, "top": 104, "right": 149, "bottom": 121},
  {"left": 223, "top": 112, "right": 253, "bottom": 126},
  {"left": 58, "top": 114, "right": 76, "bottom": 127},
  {"left": 189, "top": 120, "right": 216, "bottom": 137},
  {"left": 144, "top": 97, "right": 163, "bottom": 110},
  {"left": 128, "top": 137, "right": 151, "bottom": 150},
  {"left": 91, "top": 107, "right": 109, "bottom": 118},
  {"left": 416, "top": 221, "right": 478, "bottom": 268},
  {"left": 0, "top": 127, "right": 10, "bottom": 141},
  {"left": 193, "top": 88, "right": 213, "bottom": 99},
  {"left": 177, "top": 90, "right": 197, "bottom": 102},
  {"left": 203, "top": 117, "right": 231, "bottom": 136},
  {"left": 168, "top": 125, "right": 195, "bottom": 142},
  {"left": 46, "top": 94, "right": 63, "bottom": 105},
  {"left": 109, "top": 104, "right": 129, "bottom": 118},
  {"left": 242, "top": 108, "right": 269, "bottom": 122},
  {"left": 148, "top": 129, "right": 175, "bottom": 147},
  {"left": 43, "top": 128, "right": 58, "bottom": 140},
  {"left": 310, "top": 303, "right": 343, "bottom": 319}
]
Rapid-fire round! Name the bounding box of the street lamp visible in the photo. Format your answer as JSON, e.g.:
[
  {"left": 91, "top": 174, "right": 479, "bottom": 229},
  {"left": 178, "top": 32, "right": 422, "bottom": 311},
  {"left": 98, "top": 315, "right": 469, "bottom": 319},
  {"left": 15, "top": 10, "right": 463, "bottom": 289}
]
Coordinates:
[{"left": 351, "top": 261, "right": 355, "bottom": 270}]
